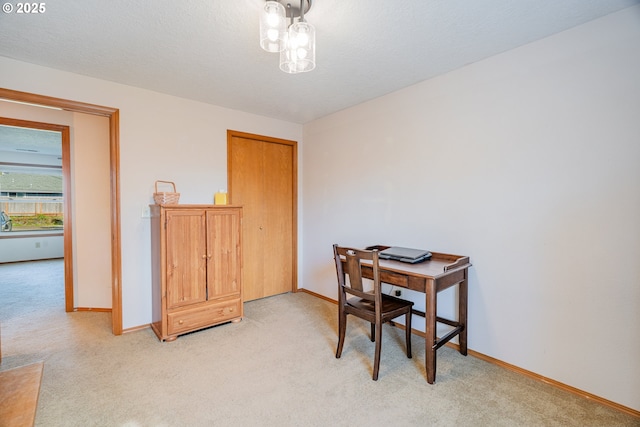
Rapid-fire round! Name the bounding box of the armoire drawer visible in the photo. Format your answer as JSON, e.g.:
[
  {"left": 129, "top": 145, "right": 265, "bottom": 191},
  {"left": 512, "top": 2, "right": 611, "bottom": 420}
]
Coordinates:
[{"left": 167, "top": 299, "right": 241, "bottom": 335}]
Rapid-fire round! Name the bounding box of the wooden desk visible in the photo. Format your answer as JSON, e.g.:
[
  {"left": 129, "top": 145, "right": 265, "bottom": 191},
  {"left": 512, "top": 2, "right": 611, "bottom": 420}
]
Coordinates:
[{"left": 359, "top": 248, "right": 471, "bottom": 383}]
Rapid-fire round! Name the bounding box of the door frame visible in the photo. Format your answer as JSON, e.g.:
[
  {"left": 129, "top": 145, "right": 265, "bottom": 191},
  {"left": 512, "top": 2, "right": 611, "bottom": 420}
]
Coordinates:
[
  {"left": 0, "top": 88, "right": 123, "bottom": 335},
  {"left": 227, "top": 129, "right": 298, "bottom": 296}
]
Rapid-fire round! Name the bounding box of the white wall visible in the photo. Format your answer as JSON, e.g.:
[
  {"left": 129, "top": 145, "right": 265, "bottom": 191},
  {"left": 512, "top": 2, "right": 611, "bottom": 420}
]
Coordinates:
[
  {"left": 302, "top": 7, "right": 640, "bottom": 411},
  {"left": 0, "top": 57, "right": 303, "bottom": 328},
  {"left": 0, "top": 234, "right": 64, "bottom": 262},
  {"left": 72, "top": 112, "right": 112, "bottom": 308}
]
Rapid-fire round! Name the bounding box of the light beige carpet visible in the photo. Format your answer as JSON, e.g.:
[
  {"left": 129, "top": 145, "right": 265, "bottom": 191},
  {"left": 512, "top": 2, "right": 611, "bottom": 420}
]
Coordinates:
[{"left": 1, "top": 259, "right": 637, "bottom": 426}]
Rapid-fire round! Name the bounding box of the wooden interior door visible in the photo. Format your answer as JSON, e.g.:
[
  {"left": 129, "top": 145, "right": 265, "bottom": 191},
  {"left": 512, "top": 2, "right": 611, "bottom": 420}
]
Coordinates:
[{"left": 227, "top": 130, "right": 297, "bottom": 301}]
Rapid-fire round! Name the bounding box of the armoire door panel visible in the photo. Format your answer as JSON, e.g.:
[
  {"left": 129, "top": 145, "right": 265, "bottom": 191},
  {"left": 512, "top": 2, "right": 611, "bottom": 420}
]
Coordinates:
[
  {"left": 207, "top": 210, "right": 242, "bottom": 299},
  {"left": 166, "top": 210, "right": 207, "bottom": 309}
]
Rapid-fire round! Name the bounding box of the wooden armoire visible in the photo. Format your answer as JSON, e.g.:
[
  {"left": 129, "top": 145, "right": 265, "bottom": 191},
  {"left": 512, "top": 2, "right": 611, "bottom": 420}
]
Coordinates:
[{"left": 150, "top": 205, "right": 243, "bottom": 341}]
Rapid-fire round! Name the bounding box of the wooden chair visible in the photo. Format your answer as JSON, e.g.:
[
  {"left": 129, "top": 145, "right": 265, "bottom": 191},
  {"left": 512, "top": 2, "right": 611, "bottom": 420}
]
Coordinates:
[{"left": 333, "top": 244, "right": 413, "bottom": 380}]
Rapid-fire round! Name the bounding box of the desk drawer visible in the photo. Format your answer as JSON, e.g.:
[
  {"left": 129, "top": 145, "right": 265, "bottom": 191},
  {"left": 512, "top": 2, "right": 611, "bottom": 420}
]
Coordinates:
[
  {"left": 379, "top": 270, "right": 408, "bottom": 288},
  {"left": 168, "top": 299, "right": 241, "bottom": 335},
  {"left": 361, "top": 264, "right": 409, "bottom": 287}
]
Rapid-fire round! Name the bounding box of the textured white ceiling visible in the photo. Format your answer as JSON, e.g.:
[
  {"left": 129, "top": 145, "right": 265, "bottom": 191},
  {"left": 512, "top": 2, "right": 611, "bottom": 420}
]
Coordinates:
[{"left": 0, "top": 0, "right": 638, "bottom": 123}]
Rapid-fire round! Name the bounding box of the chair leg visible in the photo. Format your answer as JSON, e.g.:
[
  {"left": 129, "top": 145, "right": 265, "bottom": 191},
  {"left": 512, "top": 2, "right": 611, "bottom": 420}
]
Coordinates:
[
  {"left": 405, "top": 311, "right": 412, "bottom": 359},
  {"left": 336, "top": 311, "right": 347, "bottom": 358},
  {"left": 372, "top": 322, "right": 382, "bottom": 380},
  {"left": 370, "top": 322, "right": 375, "bottom": 342}
]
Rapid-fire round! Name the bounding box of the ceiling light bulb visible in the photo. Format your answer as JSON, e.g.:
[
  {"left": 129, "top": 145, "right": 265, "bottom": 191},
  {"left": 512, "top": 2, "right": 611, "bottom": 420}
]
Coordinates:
[
  {"left": 266, "top": 12, "right": 281, "bottom": 28},
  {"left": 297, "top": 32, "right": 309, "bottom": 46},
  {"left": 279, "top": 21, "right": 315, "bottom": 73},
  {"left": 260, "top": 1, "right": 286, "bottom": 52},
  {"left": 267, "top": 28, "right": 279, "bottom": 42}
]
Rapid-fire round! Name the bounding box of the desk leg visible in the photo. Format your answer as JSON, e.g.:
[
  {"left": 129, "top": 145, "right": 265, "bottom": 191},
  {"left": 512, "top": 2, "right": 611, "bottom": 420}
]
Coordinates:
[
  {"left": 425, "top": 279, "right": 437, "bottom": 384},
  {"left": 459, "top": 277, "right": 468, "bottom": 356}
]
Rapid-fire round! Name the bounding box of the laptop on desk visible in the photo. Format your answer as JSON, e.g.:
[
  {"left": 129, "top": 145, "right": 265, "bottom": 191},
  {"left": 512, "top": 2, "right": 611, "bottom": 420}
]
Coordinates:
[{"left": 378, "top": 246, "right": 432, "bottom": 264}]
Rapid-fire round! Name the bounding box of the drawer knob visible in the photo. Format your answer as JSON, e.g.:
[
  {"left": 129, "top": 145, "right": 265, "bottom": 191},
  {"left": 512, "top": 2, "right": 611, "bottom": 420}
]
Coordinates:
[{"left": 178, "top": 320, "right": 184, "bottom": 325}]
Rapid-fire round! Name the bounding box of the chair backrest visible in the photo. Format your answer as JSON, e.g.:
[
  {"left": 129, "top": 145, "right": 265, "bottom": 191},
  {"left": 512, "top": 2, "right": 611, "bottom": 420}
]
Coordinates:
[{"left": 333, "top": 244, "right": 381, "bottom": 304}]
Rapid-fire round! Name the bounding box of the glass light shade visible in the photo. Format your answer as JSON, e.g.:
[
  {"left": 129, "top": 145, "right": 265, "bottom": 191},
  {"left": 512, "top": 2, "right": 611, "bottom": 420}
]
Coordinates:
[
  {"left": 260, "top": 1, "right": 286, "bottom": 52},
  {"left": 279, "top": 21, "right": 316, "bottom": 73}
]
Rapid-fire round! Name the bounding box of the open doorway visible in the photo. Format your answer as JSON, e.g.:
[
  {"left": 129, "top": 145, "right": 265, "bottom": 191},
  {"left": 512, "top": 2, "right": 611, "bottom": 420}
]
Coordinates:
[
  {"left": 0, "top": 88, "right": 122, "bottom": 335},
  {"left": 0, "top": 119, "right": 72, "bottom": 309}
]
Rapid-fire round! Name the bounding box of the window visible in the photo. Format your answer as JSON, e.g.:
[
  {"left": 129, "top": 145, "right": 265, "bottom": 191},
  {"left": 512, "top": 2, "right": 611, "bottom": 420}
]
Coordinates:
[
  {"left": 0, "top": 172, "right": 63, "bottom": 232},
  {"left": 0, "top": 124, "right": 63, "bottom": 233}
]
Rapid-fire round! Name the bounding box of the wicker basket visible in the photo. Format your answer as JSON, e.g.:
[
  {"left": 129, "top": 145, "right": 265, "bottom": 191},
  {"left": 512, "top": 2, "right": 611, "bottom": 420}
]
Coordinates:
[{"left": 153, "top": 180, "right": 180, "bottom": 205}]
